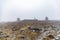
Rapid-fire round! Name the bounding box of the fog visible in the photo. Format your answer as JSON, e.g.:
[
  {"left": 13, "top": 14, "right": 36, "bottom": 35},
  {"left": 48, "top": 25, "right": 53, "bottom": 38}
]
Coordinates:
[{"left": 0, "top": 0, "right": 60, "bottom": 22}]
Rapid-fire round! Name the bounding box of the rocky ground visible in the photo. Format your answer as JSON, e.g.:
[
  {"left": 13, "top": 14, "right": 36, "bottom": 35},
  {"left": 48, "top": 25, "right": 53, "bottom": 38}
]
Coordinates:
[{"left": 0, "top": 21, "right": 60, "bottom": 40}]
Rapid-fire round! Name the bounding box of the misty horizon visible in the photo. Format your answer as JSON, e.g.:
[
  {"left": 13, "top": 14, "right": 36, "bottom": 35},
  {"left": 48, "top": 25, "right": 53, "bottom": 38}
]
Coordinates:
[{"left": 0, "top": 0, "right": 60, "bottom": 22}]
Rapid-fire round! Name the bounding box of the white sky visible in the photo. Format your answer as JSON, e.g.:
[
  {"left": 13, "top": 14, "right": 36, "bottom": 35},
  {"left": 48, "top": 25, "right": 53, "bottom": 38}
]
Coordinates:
[{"left": 0, "top": 0, "right": 60, "bottom": 22}]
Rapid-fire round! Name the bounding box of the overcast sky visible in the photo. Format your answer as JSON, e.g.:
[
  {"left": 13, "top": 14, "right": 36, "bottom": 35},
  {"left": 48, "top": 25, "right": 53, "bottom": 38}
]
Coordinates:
[{"left": 0, "top": 0, "right": 60, "bottom": 22}]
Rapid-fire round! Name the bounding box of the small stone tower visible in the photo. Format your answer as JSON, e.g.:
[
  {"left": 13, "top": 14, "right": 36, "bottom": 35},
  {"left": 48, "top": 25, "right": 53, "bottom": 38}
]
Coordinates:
[
  {"left": 17, "top": 18, "right": 20, "bottom": 22},
  {"left": 45, "top": 16, "right": 48, "bottom": 21}
]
